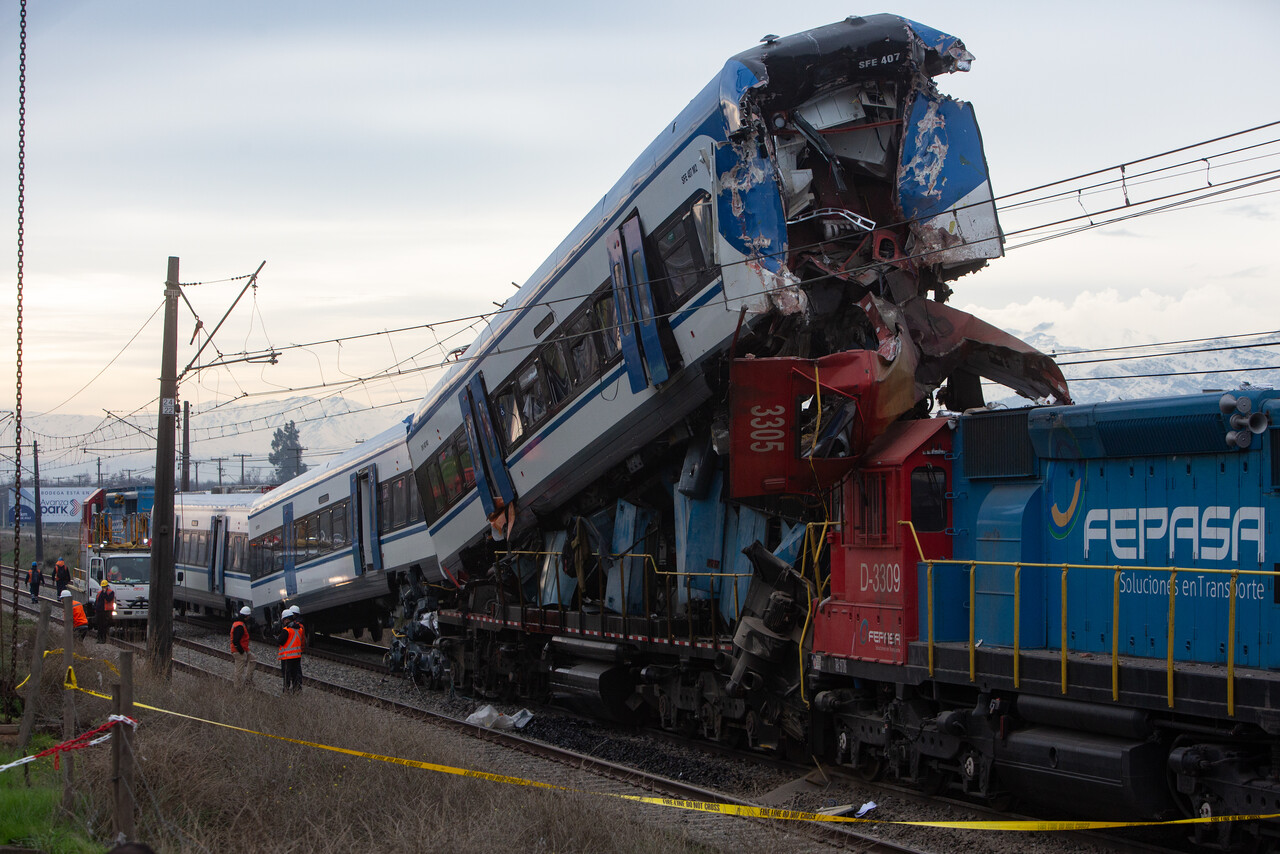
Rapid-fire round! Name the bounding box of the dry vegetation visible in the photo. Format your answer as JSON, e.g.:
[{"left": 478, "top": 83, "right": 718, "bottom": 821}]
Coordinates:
[{"left": 13, "top": 637, "right": 720, "bottom": 854}]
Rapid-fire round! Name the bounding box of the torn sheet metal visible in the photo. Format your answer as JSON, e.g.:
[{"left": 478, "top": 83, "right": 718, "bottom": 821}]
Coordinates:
[
  {"left": 898, "top": 92, "right": 1003, "bottom": 268},
  {"left": 896, "top": 297, "right": 1073, "bottom": 405}
]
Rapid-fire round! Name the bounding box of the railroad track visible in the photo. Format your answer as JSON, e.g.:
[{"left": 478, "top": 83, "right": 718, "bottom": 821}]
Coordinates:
[{"left": 162, "top": 629, "right": 923, "bottom": 854}]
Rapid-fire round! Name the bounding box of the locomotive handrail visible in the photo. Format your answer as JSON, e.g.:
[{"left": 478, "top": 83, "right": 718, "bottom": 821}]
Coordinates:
[{"left": 899, "top": 520, "right": 1276, "bottom": 717}]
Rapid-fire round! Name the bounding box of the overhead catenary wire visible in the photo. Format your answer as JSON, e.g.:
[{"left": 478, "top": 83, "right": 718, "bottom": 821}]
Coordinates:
[{"left": 10, "top": 121, "right": 1280, "bottom": 467}]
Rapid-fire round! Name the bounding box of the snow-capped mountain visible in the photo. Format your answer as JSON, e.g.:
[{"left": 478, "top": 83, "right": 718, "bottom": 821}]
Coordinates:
[{"left": 994, "top": 326, "right": 1280, "bottom": 407}]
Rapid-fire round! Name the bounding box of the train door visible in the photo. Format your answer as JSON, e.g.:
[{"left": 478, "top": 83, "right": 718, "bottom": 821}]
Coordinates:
[
  {"left": 459, "top": 374, "right": 515, "bottom": 518},
  {"left": 607, "top": 213, "right": 670, "bottom": 392},
  {"left": 207, "top": 514, "right": 224, "bottom": 594},
  {"left": 282, "top": 503, "right": 298, "bottom": 597},
  {"left": 351, "top": 465, "right": 383, "bottom": 576}
]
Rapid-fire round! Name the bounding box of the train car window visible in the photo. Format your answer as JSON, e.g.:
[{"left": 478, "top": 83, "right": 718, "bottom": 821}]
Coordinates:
[
  {"left": 652, "top": 191, "right": 715, "bottom": 305},
  {"left": 851, "top": 471, "right": 891, "bottom": 546},
  {"left": 392, "top": 475, "right": 408, "bottom": 529},
  {"left": 270, "top": 531, "right": 284, "bottom": 577},
  {"left": 229, "top": 534, "right": 245, "bottom": 575},
  {"left": 416, "top": 464, "right": 441, "bottom": 524},
  {"left": 456, "top": 435, "right": 477, "bottom": 491},
  {"left": 438, "top": 444, "right": 465, "bottom": 504},
  {"left": 494, "top": 386, "right": 523, "bottom": 448},
  {"left": 294, "top": 517, "right": 312, "bottom": 559},
  {"left": 317, "top": 509, "right": 333, "bottom": 552},
  {"left": 332, "top": 500, "right": 349, "bottom": 548},
  {"left": 593, "top": 291, "right": 622, "bottom": 360},
  {"left": 541, "top": 342, "right": 573, "bottom": 404},
  {"left": 565, "top": 312, "right": 602, "bottom": 385},
  {"left": 195, "top": 531, "right": 208, "bottom": 565},
  {"left": 175, "top": 531, "right": 187, "bottom": 564},
  {"left": 407, "top": 473, "right": 423, "bottom": 523},
  {"left": 378, "top": 480, "right": 393, "bottom": 534},
  {"left": 517, "top": 361, "right": 548, "bottom": 427},
  {"left": 910, "top": 466, "right": 947, "bottom": 532}
]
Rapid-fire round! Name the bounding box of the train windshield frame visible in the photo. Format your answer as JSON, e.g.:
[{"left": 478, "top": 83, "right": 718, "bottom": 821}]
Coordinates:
[{"left": 105, "top": 555, "right": 151, "bottom": 584}]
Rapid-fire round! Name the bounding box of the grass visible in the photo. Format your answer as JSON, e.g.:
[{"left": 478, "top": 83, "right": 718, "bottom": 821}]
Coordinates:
[
  {"left": 0, "top": 530, "right": 81, "bottom": 572},
  {"left": 2, "top": 611, "right": 730, "bottom": 854},
  {"left": 0, "top": 735, "right": 102, "bottom": 853}
]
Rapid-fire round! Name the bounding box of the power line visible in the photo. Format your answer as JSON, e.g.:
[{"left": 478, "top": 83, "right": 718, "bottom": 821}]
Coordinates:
[{"left": 16, "top": 122, "right": 1280, "bottom": 455}]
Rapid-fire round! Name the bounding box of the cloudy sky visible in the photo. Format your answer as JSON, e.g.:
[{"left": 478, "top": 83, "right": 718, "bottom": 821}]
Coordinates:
[{"left": 0, "top": 0, "right": 1276, "bottom": 432}]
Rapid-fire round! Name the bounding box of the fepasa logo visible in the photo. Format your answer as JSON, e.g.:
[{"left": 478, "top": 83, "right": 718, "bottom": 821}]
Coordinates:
[{"left": 1083, "top": 506, "right": 1264, "bottom": 563}]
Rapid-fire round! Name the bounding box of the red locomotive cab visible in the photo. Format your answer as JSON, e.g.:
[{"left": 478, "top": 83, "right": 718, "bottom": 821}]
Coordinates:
[{"left": 814, "top": 417, "right": 953, "bottom": 664}]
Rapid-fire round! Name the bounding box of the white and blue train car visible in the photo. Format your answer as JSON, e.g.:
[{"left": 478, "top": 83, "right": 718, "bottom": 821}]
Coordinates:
[
  {"left": 406, "top": 15, "right": 1015, "bottom": 583},
  {"left": 173, "top": 492, "right": 257, "bottom": 620},
  {"left": 247, "top": 418, "right": 437, "bottom": 639}
]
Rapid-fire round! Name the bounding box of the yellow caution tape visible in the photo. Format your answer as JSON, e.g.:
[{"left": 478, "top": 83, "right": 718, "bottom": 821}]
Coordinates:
[
  {"left": 57, "top": 667, "right": 1280, "bottom": 831},
  {"left": 16, "top": 651, "right": 116, "bottom": 691}
]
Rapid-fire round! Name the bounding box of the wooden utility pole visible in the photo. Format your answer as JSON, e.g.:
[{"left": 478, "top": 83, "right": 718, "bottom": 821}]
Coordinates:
[
  {"left": 16, "top": 600, "right": 50, "bottom": 751},
  {"left": 147, "top": 256, "right": 179, "bottom": 678},
  {"left": 111, "top": 650, "right": 135, "bottom": 841},
  {"left": 60, "top": 594, "right": 75, "bottom": 810},
  {"left": 32, "top": 439, "right": 42, "bottom": 565},
  {"left": 181, "top": 400, "right": 190, "bottom": 492}
]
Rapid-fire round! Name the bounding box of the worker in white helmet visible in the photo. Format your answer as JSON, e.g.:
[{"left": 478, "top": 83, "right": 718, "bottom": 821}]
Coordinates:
[
  {"left": 275, "top": 606, "right": 304, "bottom": 693},
  {"left": 230, "top": 606, "right": 255, "bottom": 687}
]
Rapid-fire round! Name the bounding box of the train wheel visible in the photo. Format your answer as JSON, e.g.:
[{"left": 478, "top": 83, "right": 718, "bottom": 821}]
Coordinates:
[
  {"left": 851, "top": 745, "right": 886, "bottom": 782},
  {"left": 352, "top": 627, "right": 364, "bottom": 639},
  {"left": 369, "top": 624, "right": 383, "bottom": 643}
]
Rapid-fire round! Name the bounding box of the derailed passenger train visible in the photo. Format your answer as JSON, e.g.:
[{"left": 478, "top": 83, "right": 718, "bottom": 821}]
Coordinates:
[
  {"left": 374, "top": 14, "right": 1277, "bottom": 846},
  {"left": 246, "top": 418, "right": 437, "bottom": 639}
]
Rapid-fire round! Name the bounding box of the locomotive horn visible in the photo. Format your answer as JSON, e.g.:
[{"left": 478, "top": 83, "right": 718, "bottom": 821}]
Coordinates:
[
  {"left": 1220, "top": 393, "right": 1239, "bottom": 414},
  {"left": 1230, "top": 411, "right": 1268, "bottom": 435},
  {"left": 1226, "top": 430, "right": 1253, "bottom": 449}
]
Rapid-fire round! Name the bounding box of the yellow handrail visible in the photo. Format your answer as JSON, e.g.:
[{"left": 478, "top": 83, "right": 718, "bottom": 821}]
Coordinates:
[{"left": 900, "top": 520, "right": 1267, "bottom": 716}]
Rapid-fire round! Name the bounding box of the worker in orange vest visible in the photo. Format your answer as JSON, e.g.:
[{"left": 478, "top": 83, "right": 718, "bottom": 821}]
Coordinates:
[
  {"left": 61, "top": 590, "right": 89, "bottom": 640},
  {"left": 94, "top": 580, "right": 116, "bottom": 643},
  {"left": 26, "top": 561, "right": 42, "bottom": 603},
  {"left": 231, "top": 606, "right": 255, "bottom": 687},
  {"left": 275, "top": 606, "right": 304, "bottom": 693},
  {"left": 54, "top": 558, "right": 70, "bottom": 596}
]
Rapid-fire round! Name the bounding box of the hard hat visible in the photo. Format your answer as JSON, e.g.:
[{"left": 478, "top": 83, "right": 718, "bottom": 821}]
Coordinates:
[
  {"left": 290, "top": 606, "right": 301, "bottom": 616},
  {"left": 100, "top": 580, "right": 109, "bottom": 587},
  {"left": 239, "top": 606, "right": 251, "bottom": 617},
  {"left": 59, "top": 590, "right": 71, "bottom": 599},
  {"left": 281, "top": 607, "right": 294, "bottom": 618},
  {"left": 30, "top": 560, "right": 36, "bottom": 567},
  {"left": 56, "top": 558, "right": 65, "bottom": 564}
]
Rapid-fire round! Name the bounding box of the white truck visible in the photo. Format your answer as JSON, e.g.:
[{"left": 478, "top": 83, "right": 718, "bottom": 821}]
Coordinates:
[{"left": 78, "top": 509, "right": 151, "bottom": 624}]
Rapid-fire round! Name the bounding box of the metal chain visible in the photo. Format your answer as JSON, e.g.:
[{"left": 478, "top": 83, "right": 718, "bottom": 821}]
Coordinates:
[{"left": 6, "top": 0, "right": 27, "bottom": 719}]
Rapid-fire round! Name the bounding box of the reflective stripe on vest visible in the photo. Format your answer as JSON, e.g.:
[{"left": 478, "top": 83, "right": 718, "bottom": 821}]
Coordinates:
[
  {"left": 231, "top": 620, "right": 249, "bottom": 654},
  {"left": 278, "top": 625, "right": 303, "bottom": 660}
]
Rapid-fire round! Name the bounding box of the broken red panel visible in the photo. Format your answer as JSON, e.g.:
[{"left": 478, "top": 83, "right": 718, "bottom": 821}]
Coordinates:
[{"left": 727, "top": 346, "right": 920, "bottom": 499}]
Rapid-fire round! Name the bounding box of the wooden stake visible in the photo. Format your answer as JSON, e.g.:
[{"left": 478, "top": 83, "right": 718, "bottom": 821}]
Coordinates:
[
  {"left": 60, "top": 595, "right": 75, "bottom": 812},
  {"left": 16, "top": 599, "right": 50, "bottom": 751},
  {"left": 113, "top": 651, "right": 135, "bottom": 840}
]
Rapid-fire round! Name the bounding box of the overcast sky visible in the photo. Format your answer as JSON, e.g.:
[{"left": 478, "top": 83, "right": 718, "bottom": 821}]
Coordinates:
[{"left": 0, "top": 0, "right": 1276, "bottom": 428}]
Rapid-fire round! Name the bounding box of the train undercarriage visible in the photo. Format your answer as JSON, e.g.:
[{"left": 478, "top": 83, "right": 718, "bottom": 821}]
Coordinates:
[{"left": 389, "top": 541, "right": 1280, "bottom": 853}]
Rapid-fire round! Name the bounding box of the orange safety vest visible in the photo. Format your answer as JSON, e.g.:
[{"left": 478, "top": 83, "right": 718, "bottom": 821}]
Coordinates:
[
  {"left": 27, "top": 565, "right": 38, "bottom": 584},
  {"left": 71, "top": 602, "right": 88, "bottom": 627},
  {"left": 278, "top": 624, "right": 304, "bottom": 660},
  {"left": 231, "top": 620, "right": 250, "bottom": 654}
]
